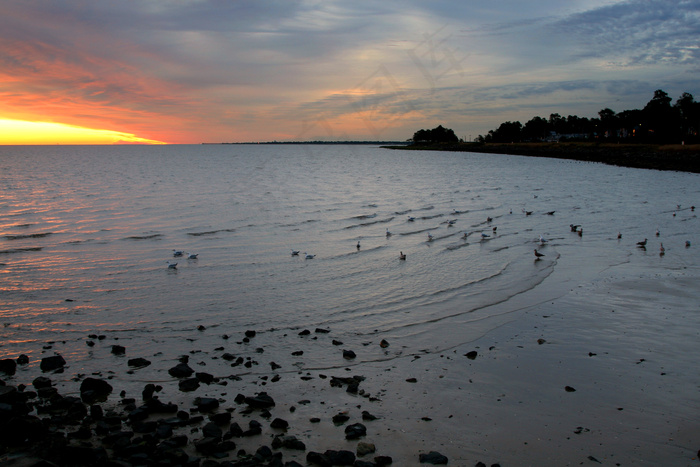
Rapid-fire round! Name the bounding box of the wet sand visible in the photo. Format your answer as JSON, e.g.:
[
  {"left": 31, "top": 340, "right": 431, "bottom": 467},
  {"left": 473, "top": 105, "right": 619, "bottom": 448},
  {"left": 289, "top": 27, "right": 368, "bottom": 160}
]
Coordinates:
[{"left": 3, "top": 243, "right": 700, "bottom": 467}]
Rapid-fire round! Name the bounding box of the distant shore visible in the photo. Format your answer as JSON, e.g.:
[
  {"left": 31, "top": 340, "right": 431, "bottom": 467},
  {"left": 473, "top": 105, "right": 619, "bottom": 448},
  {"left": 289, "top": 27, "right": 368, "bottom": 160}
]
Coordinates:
[{"left": 383, "top": 142, "right": 700, "bottom": 173}]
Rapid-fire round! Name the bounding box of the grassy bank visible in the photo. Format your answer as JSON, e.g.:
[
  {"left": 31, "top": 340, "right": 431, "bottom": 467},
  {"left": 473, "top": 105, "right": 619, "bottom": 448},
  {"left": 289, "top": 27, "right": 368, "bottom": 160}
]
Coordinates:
[{"left": 383, "top": 142, "right": 700, "bottom": 173}]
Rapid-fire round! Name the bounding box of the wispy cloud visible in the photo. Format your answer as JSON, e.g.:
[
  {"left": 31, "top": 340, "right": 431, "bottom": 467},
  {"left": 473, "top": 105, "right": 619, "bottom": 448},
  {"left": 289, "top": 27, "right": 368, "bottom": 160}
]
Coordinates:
[{"left": 0, "top": 0, "right": 698, "bottom": 142}]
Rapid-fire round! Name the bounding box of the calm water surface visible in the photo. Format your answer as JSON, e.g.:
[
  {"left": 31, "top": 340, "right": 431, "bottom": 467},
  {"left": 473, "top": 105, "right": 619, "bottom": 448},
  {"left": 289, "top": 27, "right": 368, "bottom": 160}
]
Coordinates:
[{"left": 1, "top": 144, "right": 698, "bottom": 375}]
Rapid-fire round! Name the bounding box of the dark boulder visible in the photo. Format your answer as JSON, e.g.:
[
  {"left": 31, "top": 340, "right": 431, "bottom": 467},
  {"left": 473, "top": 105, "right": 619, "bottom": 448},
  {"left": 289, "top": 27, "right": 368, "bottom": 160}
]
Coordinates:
[
  {"left": 80, "top": 377, "right": 113, "bottom": 403},
  {"left": 344, "top": 422, "right": 367, "bottom": 440},
  {"left": 168, "top": 362, "right": 194, "bottom": 378},
  {"left": 40, "top": 355, "right": 66, "bottom": 372},
  {"left": 244, "top": 392, "right": 275, "bottom": 408},
  {"left": 0, "top": 359, "right": 17, "bottom": 375},
  {"left": 111, "top": 345, "right": 126, "bottom": 355},
  {"left": 419, "top": 451, "right": 448, "bottom": 464},
  {"left": 128, "top": 358, "right": 151, "bottom": 368}
]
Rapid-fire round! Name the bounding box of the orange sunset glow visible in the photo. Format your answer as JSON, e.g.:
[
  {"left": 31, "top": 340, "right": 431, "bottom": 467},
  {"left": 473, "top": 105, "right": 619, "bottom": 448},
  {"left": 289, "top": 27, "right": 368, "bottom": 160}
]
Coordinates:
[{"left": 0, "top": 119, "right": 167, "bottom": 145}]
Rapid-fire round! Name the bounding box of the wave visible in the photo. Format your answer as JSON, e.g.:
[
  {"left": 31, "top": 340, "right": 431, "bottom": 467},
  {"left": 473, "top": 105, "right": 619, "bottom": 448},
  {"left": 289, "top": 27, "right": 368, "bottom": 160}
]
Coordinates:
[
  {"left": 4, "top": 232, "right": 53, "bottom": 240},
  {"left": 0, "top": 247, "right": 43, "bottom": 254},
  {"left": 122, "top": 234, "right": 163, "bottom": 240},
  {"left": 187, "top": 228, "right": 236, "bottom": 237},
  {"left": 350, "top": 213, "right": 377, "bottom": 220},
  {"left": 344, "top": 216, "right": 395, "bottom": 229},
  {"left": 420, "top": 213, "right": 444, "bottom": 220}
]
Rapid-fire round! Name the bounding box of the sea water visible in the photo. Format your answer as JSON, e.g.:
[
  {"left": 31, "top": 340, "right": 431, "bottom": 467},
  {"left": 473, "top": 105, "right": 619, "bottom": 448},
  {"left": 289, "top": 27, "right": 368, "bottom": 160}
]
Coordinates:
[{"left": 0, "top": 144, "right": 698, "bottom": 382}]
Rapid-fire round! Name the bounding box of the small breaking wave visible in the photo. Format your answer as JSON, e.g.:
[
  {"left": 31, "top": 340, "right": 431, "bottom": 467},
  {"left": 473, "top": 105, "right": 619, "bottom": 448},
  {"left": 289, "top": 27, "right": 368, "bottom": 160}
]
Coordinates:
[
  {"left": 0, "top": 247, "right": 43, "bottom": 254},
  {"left": 187, "top": 228, "right": 236, "bottom": 237},
  {"left": 123, "top": 234, "right": 163, "bottom": 240},
  {"left": 4, "top": 232, "right": 53, "bottom": 240}
]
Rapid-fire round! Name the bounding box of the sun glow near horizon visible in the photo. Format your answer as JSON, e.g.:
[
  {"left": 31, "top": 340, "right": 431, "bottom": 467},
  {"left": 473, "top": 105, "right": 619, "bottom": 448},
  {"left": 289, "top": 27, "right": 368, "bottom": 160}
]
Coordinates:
[{"left": 0, "top": 119, "right": 168, "bottom": 145}]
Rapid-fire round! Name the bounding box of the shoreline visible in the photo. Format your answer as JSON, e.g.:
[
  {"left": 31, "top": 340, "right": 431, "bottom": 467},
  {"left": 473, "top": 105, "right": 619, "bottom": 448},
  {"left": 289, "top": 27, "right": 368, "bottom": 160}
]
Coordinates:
[
  {"left": 3, "top": 246, "right": 700, "bottom": 466},
  {"left": 383, "top": 142, "right": 700, "bottom": 174}
]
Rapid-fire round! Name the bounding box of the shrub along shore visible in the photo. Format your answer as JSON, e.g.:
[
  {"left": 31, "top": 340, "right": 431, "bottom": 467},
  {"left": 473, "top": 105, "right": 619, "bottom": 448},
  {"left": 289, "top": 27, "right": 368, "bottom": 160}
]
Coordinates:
[{"left": 383, "top": 142, "right": 700, "bottom": 173}]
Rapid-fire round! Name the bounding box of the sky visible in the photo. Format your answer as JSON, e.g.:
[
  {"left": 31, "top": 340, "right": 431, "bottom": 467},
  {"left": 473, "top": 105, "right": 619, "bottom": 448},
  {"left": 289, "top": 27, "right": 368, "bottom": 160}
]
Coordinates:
[{"left": 1, "top": 0, "right": 699, "bottom": 144}]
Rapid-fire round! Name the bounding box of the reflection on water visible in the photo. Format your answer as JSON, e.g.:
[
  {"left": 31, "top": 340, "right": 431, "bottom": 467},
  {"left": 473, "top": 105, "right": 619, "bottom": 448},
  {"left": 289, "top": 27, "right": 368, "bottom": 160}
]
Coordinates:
[{"left": 0, "top": 144, "right": 698, "bottom": 371}]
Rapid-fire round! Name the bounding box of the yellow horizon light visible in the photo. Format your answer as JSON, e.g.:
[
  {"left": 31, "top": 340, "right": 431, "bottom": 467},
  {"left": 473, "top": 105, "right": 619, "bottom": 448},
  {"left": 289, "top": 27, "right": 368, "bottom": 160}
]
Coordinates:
[{"left": 0, "top": 119, "right": 167, "bottom": 145}]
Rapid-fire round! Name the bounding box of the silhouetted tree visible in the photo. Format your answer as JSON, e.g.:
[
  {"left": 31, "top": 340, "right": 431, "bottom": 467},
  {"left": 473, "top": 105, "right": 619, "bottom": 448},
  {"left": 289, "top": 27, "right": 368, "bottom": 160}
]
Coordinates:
[
  {"left": 522, "top": 116, "right": 548, "bottom": 141},
  {"left": 675, "top": 92, "right": 700, "bottom": 142},
  {"left": 598, "top": 108, "right": 618, "bottom": 139},
  {"left": 412, "top": 125, "right": 459, "bottom": 144}
]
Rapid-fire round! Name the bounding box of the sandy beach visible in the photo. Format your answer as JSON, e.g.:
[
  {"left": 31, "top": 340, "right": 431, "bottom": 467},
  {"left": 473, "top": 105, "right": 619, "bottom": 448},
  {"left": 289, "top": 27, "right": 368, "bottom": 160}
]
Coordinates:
[{"left": 3, "top": 240, "right": 700, "bottom": 467}]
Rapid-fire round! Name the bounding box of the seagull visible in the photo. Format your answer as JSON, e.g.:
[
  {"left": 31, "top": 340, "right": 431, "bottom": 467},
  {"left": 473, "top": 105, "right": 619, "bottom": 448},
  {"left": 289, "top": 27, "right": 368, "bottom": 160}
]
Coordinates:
[
  {"left": 534, "top": 249, "right": 545, "bottom": 259},
  {"left": 525, "top": 211, "right": 533, "bottom": 216},
  {"left": 173, "top": 250, "right": 184, "bottom": 257},
  {"left": 492, "top": 226, "right": 497, "bottom": 232},
  {"left": 186, "top": 253, "right": 198, "bottom": 259},
  {"left": 407, "top": 216, "right": 416, "bottom": 222},
  {"left": 356, "top": 241, "right": 361, "bottom": 250},
  {"left": 291, "top": 249, "right": 300, "bottom": 256},
  {"left": 166, "top": 261, "right": 178, "bottom": 269},
  {"left": 660, "top": 243, "right": 665, "bottom": 255},
  {"left": 570, "top": 224, "right": 580, "bottom": 232},
  {"left": 539, "top": 235, "right": 548, "bottom": 245},
  {"left": 578, "top": 228, "right": 583, "bottom": 237},
  {"left": 386, "top": 229, "right": 392, "bottom": 237},
  {"left": 399, "top": 251, "right": 406, "bottom": 260},
  {"left": 686, "top": 240, "right": 691, "bottom": 247},
  {"left": 462, "top": 232, "right": 469, "bottom": 239},
  {"left": 481, "top": 232, "right": 490, "bottom": 239},
  {"left": 447, "top": 219, "right": 457, "bottom": 226},
  {"left": 637, "top": 238, "right": 648, "bottom": 247},
  {"left": 487, "top": 217, "right": 493, "bottom": 222},
  {"left": 617, "top": 232, "right": 622, "bottom": 239},
  {"left": 655, "top": 229, "right": 660, "bottom": 237},
  {"left": 427, "top": 233, "right": 434, "bottom": 241},
  {"left": 304, "top": 252, "right": 315, "bottom": 259}
]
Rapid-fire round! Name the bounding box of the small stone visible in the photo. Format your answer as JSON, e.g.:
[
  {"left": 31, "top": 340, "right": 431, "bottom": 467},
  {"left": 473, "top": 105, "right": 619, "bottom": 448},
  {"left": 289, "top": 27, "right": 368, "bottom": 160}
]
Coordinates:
[
  {"left": 379, "top": 339, "right": 389, "bottom": 348},
  {"left": 419, "top": 451, "right": 448, "bottom": 464},
  {"left": 343, "top": 350, "right": 356, "bottom": 359},
  {"left": 111, "top": 345, "right": 126, "bottom": 355},
  {"left": 245, "top": 330, "right": 256, "bottom": 338},
  {"left": 465, "top": 351, "right": 478, "bottom": 360},
  {"left": 565, "top": 386, "right": 576, "bottom": 392},
  {"left": 357, "top": 442, "right": 376, "bottom": 457}
]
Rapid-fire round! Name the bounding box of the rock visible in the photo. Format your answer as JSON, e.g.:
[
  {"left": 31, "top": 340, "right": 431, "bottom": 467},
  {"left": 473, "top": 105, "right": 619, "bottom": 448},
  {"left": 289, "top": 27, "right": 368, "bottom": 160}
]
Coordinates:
[
  {"left": 178, "top": 378, "right": 200, "bottom": 392},
  {"left": 195, "top": 372, "right": 215, "bottom": 384},
  {"left": 332, "top": 412, "right": 350, "bottom": 425},
  {"left": 270, "top": 361, "right": 282, "bottom": 370},
  {"left": 315, "top": 328, "right": 330, "bottom": 334},
  {"left": 465, "top": 351, "right": 478, "bottom": 360},
  {"left": 356, "top": 442, "right": 376, "bottom": 456},
  {"left": 332, "top": 339, "right": 343, "bottom": 346},
  {"left": 142, "top": 383, "right": 156, "bottom": 401},
  {"left": 380, "top": 339, "right": 390, "bottom": 348},
  {"left": 40, "top": 355, "right": 66, "bottom": 372},
  {"left": 291, "top": 350, "right": 304, "bottom": 356},
  {"left": 270, "top": 417, "right": 289, "bottom": 429},
  {"left": 128, "top": 358, "right": 152, "bottom": 368},
  {"left": 0, "top": 359, "right": 17, "bottom": 375},
  {"left": 565, "top": 386, "right": 577, "bottom": 392},
  {"left": 325, "top": 449, "right": 355, "bottom": 465},
  {"left": 298, "top": 329, "right": 311, "bottom": 336},
  {"left": 362, "top": 410, "right": 378, "bottom": 421},
  {"left": 306, "top": 451, "right": 331, "bottom": 466},
  {"left": 343, "top": 350, "right": 356, "bottom": 359},
  {"left": 80, "top": 377, "right": 113, "bottom": 403},
  {"left": 419, "top": 451, "right": 448, "bottom": 464},
  {"left": 406, "top": 378, "right": 418, "bottom": 383},
  {"left": 168, "top": 362, "right": 194, "bottom": 378},
  {"left": 16, "top": 354, "right": 29, "bottom": 365},
  {"left": 32, "top": 376, "right": 52, "bottom": 389},
  {"left": 375, "top": 455, "right": 394, "bottom": 465},
  {"left": 344, "top": 422, "right": 367, "bottom": 440},
  {"left": 245, "top": 330, "right": 256, "bottom": 338},
  {"left": 537, "top": 338, "right": 546, "bottom": 345},
  {"left": 244, "top": 392, "right": 275, "bottom": 408},
  {"left": 209, "top": 412, "right": 231, "bottom": 425},
  {"left": 272, "top": 434, "right": 306, "bottom": 450},
  {"left": 202, "top": 421, "right": 223, "bottom": 439},
  {"left": 111, "top": 345, "right": 126, "bottom": 355},
  {"left": 194, "top": 397, "right": 219, "bottom": 412}
]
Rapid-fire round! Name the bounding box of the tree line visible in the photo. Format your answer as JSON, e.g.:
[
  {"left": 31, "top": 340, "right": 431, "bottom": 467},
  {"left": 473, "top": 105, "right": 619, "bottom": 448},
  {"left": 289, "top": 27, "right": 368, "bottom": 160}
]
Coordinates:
[{"left": 477, "top": 89, "right": 700, "bottom": 144}]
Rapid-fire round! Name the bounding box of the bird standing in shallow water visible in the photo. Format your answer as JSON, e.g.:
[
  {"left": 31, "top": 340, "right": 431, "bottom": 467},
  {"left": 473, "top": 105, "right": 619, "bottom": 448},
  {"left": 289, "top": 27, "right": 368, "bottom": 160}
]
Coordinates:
[
  {"left": 291, "top": 249, "right": 300, "bottom": 256},
  {"left": 173, "top": 249, "right": 183, "bottom": 257},
  {"left": 637, "top": 238, "right": 647, "bottom": 247},
  {"left": 399, "top": 252, "right": 406, "bottom": 260},
  {"left": 167, "top": 261, "right": 177, "bottom": 269},
  {"left": 660, "top": 243, "right": 665, "bottom": 255},
  {"left": 534, "top": 249, "right": 545, "bottom": 259},
  {"left": 356, "top": 241, "right": 360, "bottom": 250}
]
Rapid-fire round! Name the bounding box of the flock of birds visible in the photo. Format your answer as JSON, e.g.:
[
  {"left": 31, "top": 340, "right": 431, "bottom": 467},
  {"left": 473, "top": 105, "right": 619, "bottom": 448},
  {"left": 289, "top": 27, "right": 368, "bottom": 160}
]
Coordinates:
[
  {"left": 170, "top": 205, "right": 693, "bottom": 269},
  {"left": 166, "top": 249, "right": 198, "bottom": 269}
]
